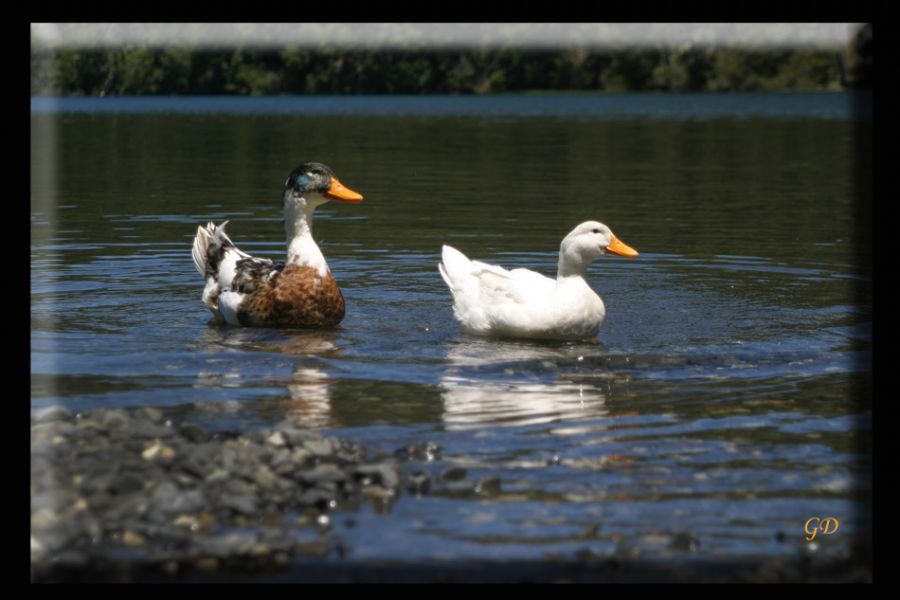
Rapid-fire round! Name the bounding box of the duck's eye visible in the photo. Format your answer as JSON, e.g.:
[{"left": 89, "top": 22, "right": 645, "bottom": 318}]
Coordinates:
[
  {"left": 592, "top": 228, "right": 601, "bottom": 234},
  {"left": 296, "top": 174, "right": 312, "bottom": 186}
]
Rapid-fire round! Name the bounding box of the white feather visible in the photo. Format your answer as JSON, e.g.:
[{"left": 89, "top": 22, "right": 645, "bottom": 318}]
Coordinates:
[{"left": 218, "top": 291, "right": 245, "bottom": 325}]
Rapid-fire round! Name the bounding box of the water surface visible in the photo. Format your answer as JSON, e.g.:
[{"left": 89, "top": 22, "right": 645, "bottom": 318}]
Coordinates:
[{"left": 31, "top": 93, "right": 872, "bottom": 567}]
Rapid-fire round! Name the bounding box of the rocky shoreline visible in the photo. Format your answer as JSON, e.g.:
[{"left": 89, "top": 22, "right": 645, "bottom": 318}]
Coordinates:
[
  {"left": 31, "top": 406, "right": 872, "bottom": 583},
  {"left": 31, "top": 405, "right": 446, "bottom": 582}
]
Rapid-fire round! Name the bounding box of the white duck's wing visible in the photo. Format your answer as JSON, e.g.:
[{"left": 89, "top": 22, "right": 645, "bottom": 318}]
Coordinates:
[
  {"left": 470, "top": 261, "right": 553, "bottom": 305},
  {"left": 192, "top": 221, "right": 284, "bottom": 318},
  {"left": 439, "top": 245, "right": 555, "bottom": 333}
]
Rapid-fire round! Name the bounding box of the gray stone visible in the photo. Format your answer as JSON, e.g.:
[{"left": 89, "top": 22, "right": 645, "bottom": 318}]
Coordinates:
[
  {"left": 407, "top": 471, "right": 432, "bottom": 496},
  {"left": 169, "top": 489, "right": 206, "bottom": 515},
  {"left": 440, "top": 466, "right": 468, "bottom": 481},
  {"left": 301, "top": 439, "right": 333, "bottom": 457},
  {"left": 179, "top": 423, "right": 210, "bottom": 443},
  {"left": 33, "top": 405, "right": 73, "bottom": 423},
  {"left": 220, "top": 493, "right": 258, "bottom": 516},
  {"left": 276, "top": 426, "right": 320, "bottom": 447},
  {"left": 299, "top": 464, "right": 347, "bottom": 485},
  {"left": 99, "top": 409, "right": 130, "bottom": 429},
  {"left": 474, "top": 476, "right": 502, "bottom": 496},
  {"left": 134, "top": 407, "right": 165, "bottom": 423},
  {"left": 354, "top": 463, "right": 400, "bottom": 490}
]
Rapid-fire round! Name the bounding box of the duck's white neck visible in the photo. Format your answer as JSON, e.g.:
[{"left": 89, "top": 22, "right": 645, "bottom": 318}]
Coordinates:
[
  {"left": 557, "top": 249, "right": 590, "bottom": 279},
  {"left": 284, "top": 192, "right": 329, "bottom": 276}
]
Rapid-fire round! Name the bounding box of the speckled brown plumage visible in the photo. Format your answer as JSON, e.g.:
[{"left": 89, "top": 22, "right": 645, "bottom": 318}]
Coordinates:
[{"left": 236, "top": 264, "right": 346, "bottom": 328}]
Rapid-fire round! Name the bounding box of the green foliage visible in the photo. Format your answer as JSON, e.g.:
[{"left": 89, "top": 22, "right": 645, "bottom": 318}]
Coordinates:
[
  {"left": 33, "top": 44, "right": 861, "bottom": 96},
  {"left": 846, "top": 24, "right": 872, "bottom": 89}
]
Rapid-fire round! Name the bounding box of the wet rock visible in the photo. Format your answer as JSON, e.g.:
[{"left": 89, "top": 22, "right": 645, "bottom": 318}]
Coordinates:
[
  {"left": 148, "top": 482, "right": 180, "bottom": 515},
  {"left": 179, "top": 456, "right": 209, "bottom": 479},
  {"left": 301, "top": 438, "right": 334, "bottom": 457},
  {"left": 407, "top": 471, "right": 432, "bottom": 496},
  {"left": 33, "top": 405, "right": 73, "bottom": 423},
  {"left": 134, "top": 407, "right": 165, "bottom": 424},
  {"left": 170, "top": 489, "right": 206, "bottom": 516},
  {"left": 440, "top": 466, "right": 468, "bottom": 482},
  {"left": 219, "top": 494, "right": 258, "bottom": 516},
  {"left": 670, "top": 532, "right": 700, "bottom": 553},
  {"left": 296, "top": 487, "right": 334, "bottom": 512},
  {"left": 298, "top": 464, "right": 347, "bottom": 486},
  {"left": 354, "top": 463, "right": 400, "bottom": 490},
  {"left": 141, "top": 439, "right": 176, "bottom": 462},
  {"left": 99, "top": 409, "right": 130, "bottom": 430},
  {"left": 121, "top": 529, "right": 146, "bottom": 547},
  {"left": 130, "top": 421, "right": 174, "bottom": 439},
  {"left": 72, "top": 419, "right": 105, "bottom": 437},
  {"left": 276, "top": 425, "right": 320, "bottom": 447},
  {"left": 178, "top": 422, "right": 210, "bottom": 443},
  {"left": 271, "top": 447, "right": 313, "bottom": 475},
  {"left": 204, "top": 468, "right": 230, "bottom": 485},
  {"left": 77, "top": 472, "right": 115, "bottom": 495},
  {"left": 265, "top": 431, "right": 287, "bottom": 447},
  {"left": 394, "top": 441, "right": 442, "bottom": 461},
  {"left": 474, "top": 476, "right": 502, "bottom": 496},
  {"left": 252, "top": 465, "right": 278, "bottom": 490},
  {"left": 111, "top": 472, "right": 145, "bottom": 494},
  {"left": 201, "top": 531, "right": 257, "bottom": 558},
  {"left": 220, "top": 477, "right": 256, "bottom": 498},
  {"left": 31, "top": 507, "right": 61, "bottom": 530},
  {"left": 361, "top": 485, "right": 396, "bottom": 513}
]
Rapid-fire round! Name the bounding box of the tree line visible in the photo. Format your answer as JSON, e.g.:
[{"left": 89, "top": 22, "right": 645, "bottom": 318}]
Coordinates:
[{"left": 32, "top": 27, "right": 871, "bottom": 96}]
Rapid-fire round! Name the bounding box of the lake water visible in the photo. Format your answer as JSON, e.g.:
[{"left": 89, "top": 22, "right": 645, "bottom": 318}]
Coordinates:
[{"left": 31, "top": 93, "right": 872, "bottom": 571}]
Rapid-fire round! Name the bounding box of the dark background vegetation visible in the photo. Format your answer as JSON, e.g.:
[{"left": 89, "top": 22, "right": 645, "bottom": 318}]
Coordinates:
[{"left": 32, "top": 25, "right": 871, "bottom": 95}]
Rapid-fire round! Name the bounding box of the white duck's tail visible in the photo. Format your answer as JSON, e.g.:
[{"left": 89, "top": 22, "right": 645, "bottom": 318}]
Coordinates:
[
  {"left": 438, "top": 244, "right": 473, "bottom": 291},
  {"left": 439, "top": 245, "right": 494, "bottom": 333}
]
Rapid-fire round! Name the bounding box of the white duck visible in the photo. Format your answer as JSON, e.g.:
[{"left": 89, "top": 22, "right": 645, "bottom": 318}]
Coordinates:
[
  {"left": 438, "top": 221, "right": 638, "bottom": 341},
  {"left": 191, "top": 162, "right": 363, "bottom": 328}
]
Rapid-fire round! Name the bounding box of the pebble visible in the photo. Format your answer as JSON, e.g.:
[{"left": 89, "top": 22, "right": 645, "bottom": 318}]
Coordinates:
[
  {"left": 266, "top": 431, "right": 287, "bottom": 447},
  {"left": 474, "top": 476, "right": 502, "bottom": 496},
  {"left": 111, "top": 473, "right": 145, "bottom": 494},
  {"left": 219, "top": 494, "right": 258, "bottom": 516},
  {"left": 100, "top": 409, "right": 130, "bottom": 429},
  {"left": 669, "top": 532, "right": 700, "bottom": 553},
  {"left": 141, "top": 439, "right": 176, "bottom": 461},
  {"left": 179, "top": 423, "right": 210, "bottom": 443},
  {"left": 407, "top": 471, "right": 432, "bottom": 496},
  {"left": 33, "top": 405, "right": 73, "bottom": 423},
  {"left": 440, "top": 466, "right": 468, "bottom": 482},
  {"left": 354, "top": 463, "right": 400, "bottom": 490},
  {"left": 394, "top": 442, "right": 442, "bottom": 461},
  {"left": 302, "top": 439, "right": 333, "bottom": 457}
]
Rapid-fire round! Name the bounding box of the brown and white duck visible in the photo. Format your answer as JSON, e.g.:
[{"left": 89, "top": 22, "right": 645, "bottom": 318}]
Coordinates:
[{"left": 191, "top": 162, "right": 363, "bottom": 328}]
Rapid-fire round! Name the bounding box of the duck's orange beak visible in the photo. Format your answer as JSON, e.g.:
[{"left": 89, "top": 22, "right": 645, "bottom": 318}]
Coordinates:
[
  {"left": 606, "top": 235, "right": 639, "bottom": 258},
  {"left": 325, "top": 177, "right": 364, "bottom": 203}
]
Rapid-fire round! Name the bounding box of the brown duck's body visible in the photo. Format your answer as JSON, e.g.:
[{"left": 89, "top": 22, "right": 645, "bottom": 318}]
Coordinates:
[{"left": 237, "top": 265, "right": 345, "bottom": 328}]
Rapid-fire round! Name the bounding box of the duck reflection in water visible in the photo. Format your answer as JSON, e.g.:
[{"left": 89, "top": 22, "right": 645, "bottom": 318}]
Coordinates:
[
  {"left": 439, "top": 338, "right": 617, "bottom": 431},
  {"left": 193, "top": 327, "right": 340, "bottom": 428}
]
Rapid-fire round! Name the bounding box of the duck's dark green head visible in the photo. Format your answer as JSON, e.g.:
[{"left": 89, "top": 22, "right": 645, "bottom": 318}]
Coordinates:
[{"left": 284, "top": 162, "right": 363, "bottom": 204}]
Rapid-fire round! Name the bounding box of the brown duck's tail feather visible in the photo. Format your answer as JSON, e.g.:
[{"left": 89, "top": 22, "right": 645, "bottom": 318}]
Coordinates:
[
  {"left": 192, "top": 220, "right": 253, "bottom": 278},
  {"left": 191, "top": 222, "right": 216, "bottom": 276}
]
